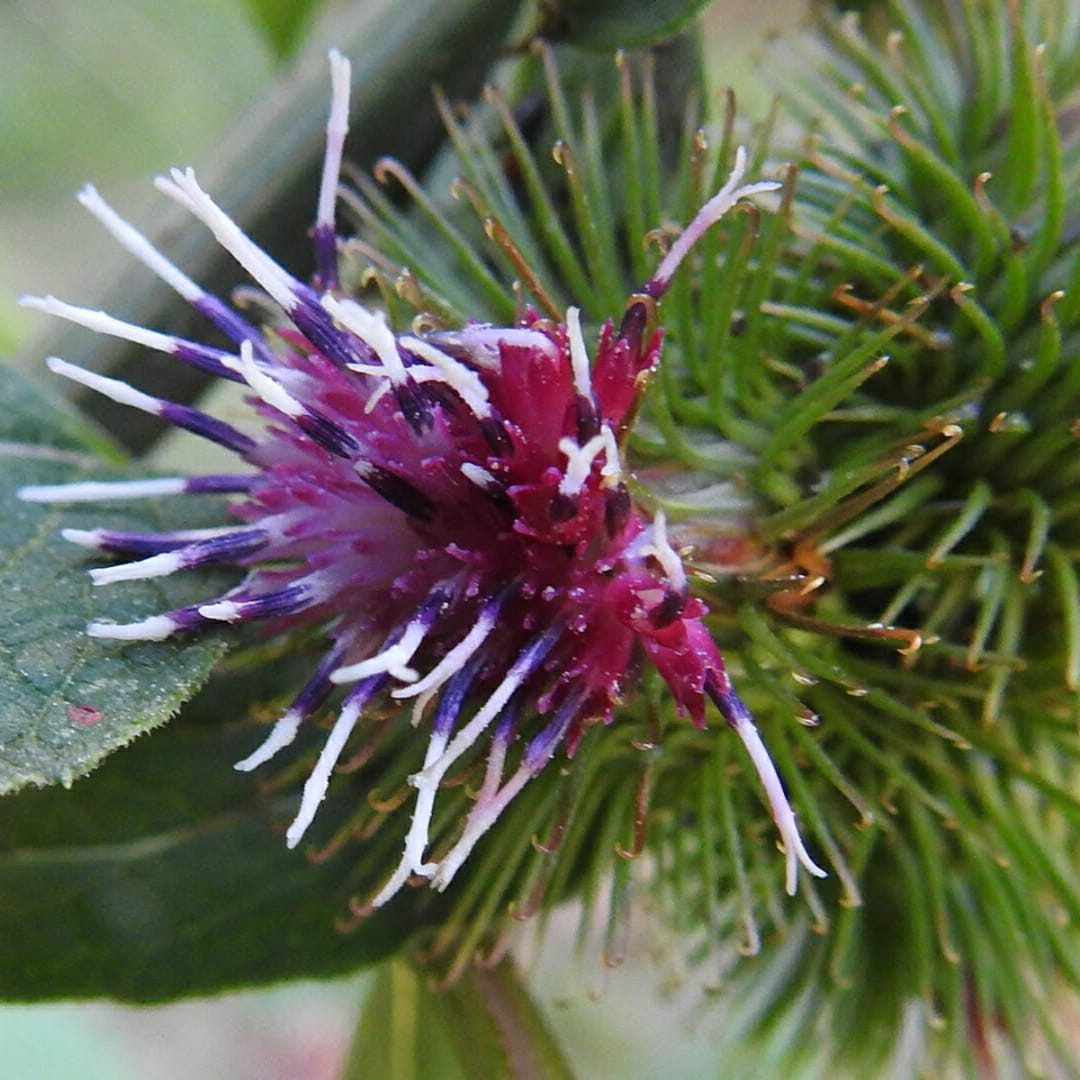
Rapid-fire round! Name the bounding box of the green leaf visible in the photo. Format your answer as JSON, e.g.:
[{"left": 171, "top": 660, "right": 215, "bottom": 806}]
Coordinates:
[
  {"left": 0, "top": 715, "right": 442, "bottom": 1001},
  {"left": 241, "top": 0, "right": 324, "bottom": 60},
  {"left": 0, "top": 360, "right": 228, "bottom": 794},
  {"left": 346, "top": 959, "right": 470, "bottom": 1080},
  {"left": 532, "top": 0, "right": 711, "bottom": 49},
  {"left": 346, "top": 957, "right": 576, "bottom": 1080},
  {"left": 0, "top": 357, "right": 119, "bottom": 459}
]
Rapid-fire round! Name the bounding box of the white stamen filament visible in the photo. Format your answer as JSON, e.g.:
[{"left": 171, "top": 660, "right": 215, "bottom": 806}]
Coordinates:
[
  {"left": 46, "top": 357, "right": 162, "bottom": 416},
  {"left": 58, "top": 531, "right": 112, "bottom": 548},
  {"left": 651, "top": 146, "right": 782, "bottom": 291},
  {"left": 346, "top": 363, "right": 402, "bottom": 415},
  {"left": 155, "top": 167, "right": 301, "bottom": 313},
  {"left": 369, "top": 726, "right": 451, "bottom": 907},
  {"left": 392, "top": 608, "right": 498, "bottom": 708},
  {"left": 475, "top": 729, "right": 511, "bottom": 807},
  {"left": 371, "top": 657, "right": 540, "bottom": 908},
  {"left": 87, "top": 614, "right": 179, "bottom": 641},
  {"left": 234, "top": 708, "right": 304, "bottom": 773},
  {"left": 442, "top": 326, "right": 561, "bottom": 370},
  {"left": 78, "top": 185, "right": 204, "bottom": 302},
  {"left": 730, "top": 711, "right": 828, "bottom": 894},
  {"left": 565, "top": 306, "right": 593, "bottom": 400},
  {"left": 387, "top": 608, "right": 551, "bottom": 896},
  {"left": 357, "top": 377, "right": 392, "bottom": 414},
  {"left": 326, "top": 296, "right": 407, "bottom": 382},
  {"left": 316, "top": 49, "right": 351, "bottom": 232},
  {"left": 285, "top": 696, "right": 364, "bottom": 848},
  {"left": 331, "top": 614, "right": 430, "bottom": 685},
  {"left": 429, "top": 728, "right": 518, "bottom": 893},
  {"left": 90, "top": 550, "right": 184, "bottom": 586},
  {"left": 433, "top": 692, "right": 580, "bottom": 892},
  {"left": 18, "top": 477, "right": 187, "bottom": 503},
  {"left": 599, "top": 424, "right": 622, "bottom": 481},
  {"left": 60, "top": 529, "right": 112, "bottom": 549},
  {"left": 20, "top": 296, "right": 179, "bottom": 356},
  {"left": 460, "top": 462, "right": 498, "bottom": 490},
  {"left": 432, "top": 762, "right": 531, "bottom": 892},
  {"left": 640, "top": 510, "right": 686, "bottom": 595},
  {"left": 197, "top": 599, "right": 245, "bottom": 622},
  {"left": 558, "top": 433, "right": 607, "bottom": 497},
  {"left": 230, "top": 340, "right": 305, "bottom": 418},
  {"left": 399, "top": 336, "right": 492, "bottom": 417}
]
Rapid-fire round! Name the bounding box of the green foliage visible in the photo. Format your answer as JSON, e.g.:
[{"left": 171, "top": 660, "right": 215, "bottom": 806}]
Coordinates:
[
  {"left": 700, "top": 1, "right": 1080, "bottom": 1072},
  {"left": 346, "top": 959, "right": 574, "bottom": 1080},
  {"left": 242, "top": 0, "right": 325, "bottom": 59},
  {"left": 0, "top": 711, "right": 443, "bottom": 1001},
  {"left": 0, "top": 362, "right": 227, "bottom": 793},
  {"left": 529, "top": 0, "right": 713, "bottom": 49}
]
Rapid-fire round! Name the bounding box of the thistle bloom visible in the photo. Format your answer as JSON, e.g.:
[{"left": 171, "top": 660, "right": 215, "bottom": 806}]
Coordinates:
[{"left": 19, "top": 51, "right": 825, "bottom": 904}]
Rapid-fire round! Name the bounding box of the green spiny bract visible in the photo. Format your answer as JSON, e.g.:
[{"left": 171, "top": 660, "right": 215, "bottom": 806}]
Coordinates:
[{"left": 250, "top": 2, "right": 1079, "bottom": 1073}]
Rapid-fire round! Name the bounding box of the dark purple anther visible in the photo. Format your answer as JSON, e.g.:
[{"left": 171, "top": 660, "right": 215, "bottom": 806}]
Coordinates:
[
  {"left": 290, "top": 638, "right": 355, "bottom": 719},
  {"left": 480, "top": 415, "right": 513, "bottom": 457},
  {"left": 193, "top": 296, "right": 275, "bottom": 361},
  {"left": 355, "top": 461, "right": 436, "bottom": 521},
  {"left": 419, "top": 585, "right": 453, "bottom": 623},
  {"left": 704, "top": 673, "right": 751, "bottom": 730},
  {"left": 312, "top": 223, "right": 340, "bottom": 292},
  {"left": 508, "top": 619, "right": 566, "bottom": 683},
  {"left": 171, "top": 604, "right": 214, "bottom": 631},
  {"left": 465, "top": 466, "right": 514, "bottom": 515},
  {"left": 604, "top": 483, "right": 631, "bottom": 538},
  {"left": 181, "top": 528, "right": 269, "bottom": 568},
  {"left": 641, "top": 278, "right": 666, "bottom": 301},
  {"left": 171, "top": 340, "right": 245, "bottom": 382},
  {"left": 89, "top": 529, "right": 205, "bottom": 556},
  {"left": 549, "top": 490, "right": 578, "bottom": 523},
  {"left": 648, "top": 587, "right": 687, "bottom": 629},
  {"left": 523, "top": 690, "right": 582, "bottom": 773},
  {"left": 297, "top": 411, "right": 359, "bottom": 458},
  {"left": 491, "top": 699, "right": 519, "bottom": 745},
  {"left": 616, "top": 299, "right": 648, "bottom": 353},
  {"left": 289, "top": 287, "right": 374, "bottom": 368},
  {"left": 574, "top": 393, "right": 601, "bottom": 442},
  {"left": 432, "top": 649, "right": 489, "bottom": 738},
  {"left": 393, "top": 382, "right": 434, "bottom": 434},
  {"left": 185, "top": 475, "right": 258, "bottom": 495},
  {"left": 225, "top": 581, "right": 315, "bottom": 621},
  {"left": 159, "top": 402, "right": 256, "bottom": 455}
]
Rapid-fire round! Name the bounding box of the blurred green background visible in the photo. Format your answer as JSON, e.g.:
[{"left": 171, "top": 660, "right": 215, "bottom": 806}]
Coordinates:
[{"left": 1, "top": 0, "right": 272, "bottom": 355}]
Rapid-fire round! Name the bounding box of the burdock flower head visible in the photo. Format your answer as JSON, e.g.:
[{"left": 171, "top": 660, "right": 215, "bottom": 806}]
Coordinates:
[{"left": 19, "top": 50, "right": 824, "bottom": 906}]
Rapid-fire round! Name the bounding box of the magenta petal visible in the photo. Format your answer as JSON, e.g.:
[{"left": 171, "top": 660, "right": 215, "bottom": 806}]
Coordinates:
[{"left": 20, "top": 51, "right": 823, "bottom": 903}]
